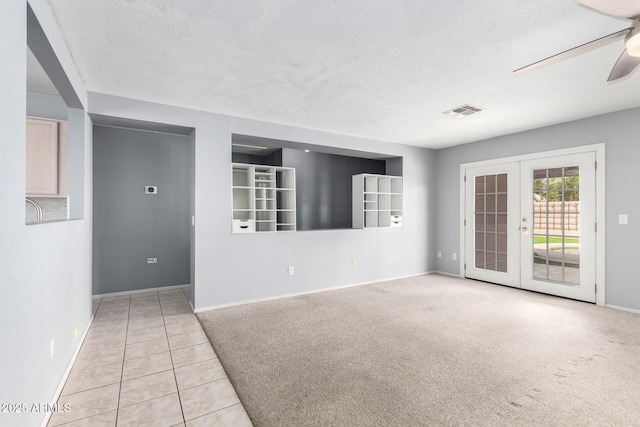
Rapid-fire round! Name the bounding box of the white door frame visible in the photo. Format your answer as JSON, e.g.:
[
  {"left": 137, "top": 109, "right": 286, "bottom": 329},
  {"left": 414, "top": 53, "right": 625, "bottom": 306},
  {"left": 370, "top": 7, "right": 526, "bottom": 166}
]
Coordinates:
[{"left": 459, "top": 144, "right": 606, "bottom": 306}]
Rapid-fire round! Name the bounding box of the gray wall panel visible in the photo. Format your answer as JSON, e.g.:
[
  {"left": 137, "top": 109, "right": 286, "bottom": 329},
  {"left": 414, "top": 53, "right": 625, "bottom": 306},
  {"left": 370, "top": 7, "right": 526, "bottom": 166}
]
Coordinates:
[
  {"left": 282, "top": 148, "right": 386, "bottom": 230},
  {"left": 93, "top": 125, "right": 191, "bottom": 294}
]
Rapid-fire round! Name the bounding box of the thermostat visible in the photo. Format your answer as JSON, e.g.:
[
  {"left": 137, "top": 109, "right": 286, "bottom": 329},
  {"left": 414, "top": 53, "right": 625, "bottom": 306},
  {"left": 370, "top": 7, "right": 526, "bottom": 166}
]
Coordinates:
[{"left": 145, "top": 186, "right": 158, "bottom": 194}]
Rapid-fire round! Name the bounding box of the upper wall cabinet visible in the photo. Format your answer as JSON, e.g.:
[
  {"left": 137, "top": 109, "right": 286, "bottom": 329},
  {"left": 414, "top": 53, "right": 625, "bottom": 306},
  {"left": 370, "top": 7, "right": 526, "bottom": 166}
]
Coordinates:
[
  {"left": 232, "top": 163, "right": 296, "bottom": 234},
  {"left": 353, "top": 173, "right": 403, "bottom": 228},
  {"left": 26, "top": 117, "right": 67, "bottom": 196}
]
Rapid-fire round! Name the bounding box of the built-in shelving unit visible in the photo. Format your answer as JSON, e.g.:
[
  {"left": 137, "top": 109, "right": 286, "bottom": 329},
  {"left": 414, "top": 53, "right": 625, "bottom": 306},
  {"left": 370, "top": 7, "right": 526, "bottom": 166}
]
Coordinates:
[
  {"left": 352, "top": 174, "right": 403, "bottom": 228},
  {"left": 232, "top": 163, "right": 296, "bottom": 233}
]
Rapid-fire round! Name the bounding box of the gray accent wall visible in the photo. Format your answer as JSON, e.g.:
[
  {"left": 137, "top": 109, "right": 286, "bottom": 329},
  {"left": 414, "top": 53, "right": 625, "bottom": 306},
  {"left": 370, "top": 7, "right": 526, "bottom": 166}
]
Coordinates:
[
  {"left": 93, "top": 125, "right": 192, "bottom": 294},
  {"left": 433, "top": 107, "right": 640, "bottom": 311},
  {"left": 281, "top": 148, "right": 386, "bottom": 230},
  {"left": 232, "top": 149, "right": 283, "bottom": 166}
]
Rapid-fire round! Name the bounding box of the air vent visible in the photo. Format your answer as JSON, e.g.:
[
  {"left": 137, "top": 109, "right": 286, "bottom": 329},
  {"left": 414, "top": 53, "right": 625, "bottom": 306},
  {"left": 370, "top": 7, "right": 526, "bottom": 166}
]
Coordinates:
[{"left": 443, "top": 104, "right": 483, "bottom": 118}]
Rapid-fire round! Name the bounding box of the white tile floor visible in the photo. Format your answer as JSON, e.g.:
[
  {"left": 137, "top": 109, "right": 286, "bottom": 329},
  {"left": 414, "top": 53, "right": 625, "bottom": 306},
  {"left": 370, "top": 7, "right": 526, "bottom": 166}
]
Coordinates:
[{"left": 47, "top": 288, "right": 253, "bottom": 427}]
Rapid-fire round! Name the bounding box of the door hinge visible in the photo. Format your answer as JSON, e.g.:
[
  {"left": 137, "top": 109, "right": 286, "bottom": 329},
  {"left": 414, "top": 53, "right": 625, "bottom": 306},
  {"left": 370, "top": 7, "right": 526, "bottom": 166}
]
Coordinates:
[
  {"left": 464, "top": 263, "right": 467, "bottom": 270},
  {"left": 464, "top": 175, "right": 467, "bottom": 182},
  {"left": 595, "top": 283, "right": 597, "bottom": 293},
  {"left": 464, "top": 219, "right": 467, "bottom": 226},
  {"left": 595, "top": 222, "right": 598, "bottom": 232},
  {"left": 595, "top": 160, "right": 597, "bottom": 170}
]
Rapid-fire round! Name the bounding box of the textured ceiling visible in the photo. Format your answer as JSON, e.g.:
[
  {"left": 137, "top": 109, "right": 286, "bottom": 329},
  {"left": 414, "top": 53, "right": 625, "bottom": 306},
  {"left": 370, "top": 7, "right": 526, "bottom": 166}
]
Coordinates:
[{"left": 45, "top": 0, "right": 640, "bottom": 148}]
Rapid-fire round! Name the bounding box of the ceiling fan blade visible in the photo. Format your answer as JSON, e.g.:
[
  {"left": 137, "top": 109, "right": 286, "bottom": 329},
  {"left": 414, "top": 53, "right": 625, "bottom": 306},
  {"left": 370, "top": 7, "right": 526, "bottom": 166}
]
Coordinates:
[
  {"left": 514, "top": 29, "right": 629, "bottom": 75},
  {"left": 607, "top": 49, "right": 640, "bottom": 81},
  {"left": 577, "top": 0, "right": 640, "bottom": 20}
]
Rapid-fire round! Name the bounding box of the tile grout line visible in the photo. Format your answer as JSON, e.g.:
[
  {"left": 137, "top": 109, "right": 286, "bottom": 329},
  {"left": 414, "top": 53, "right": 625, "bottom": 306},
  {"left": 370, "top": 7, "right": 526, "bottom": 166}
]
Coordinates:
[
  {"left": 114, "top": 294, "right": 132, "bottom": 427},
  {"left": 173, "top": 376, "right": 229, "bottom": 394},
  {"left": 160, "top": 292, "right": 188, "bottom": 425}
]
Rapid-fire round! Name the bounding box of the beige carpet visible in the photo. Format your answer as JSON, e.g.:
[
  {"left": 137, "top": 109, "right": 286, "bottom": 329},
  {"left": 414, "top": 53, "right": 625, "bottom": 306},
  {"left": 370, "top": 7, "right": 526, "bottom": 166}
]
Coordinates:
[{"left": 197, "top": 274, "right": 640, "bottom": 426}]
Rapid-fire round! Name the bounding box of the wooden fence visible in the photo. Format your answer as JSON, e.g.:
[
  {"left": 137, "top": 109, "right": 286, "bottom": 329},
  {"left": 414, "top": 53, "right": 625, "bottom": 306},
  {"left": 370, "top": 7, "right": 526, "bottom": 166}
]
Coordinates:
[{"left": 533, "top": 201, "right": 579, "bottom": 237}]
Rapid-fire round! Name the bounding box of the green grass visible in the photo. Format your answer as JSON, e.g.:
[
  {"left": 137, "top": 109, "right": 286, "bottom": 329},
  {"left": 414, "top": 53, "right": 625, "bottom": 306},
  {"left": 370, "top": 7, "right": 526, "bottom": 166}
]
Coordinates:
[{"left": 533, "top": 236, "right": 579, "bottom": 245}]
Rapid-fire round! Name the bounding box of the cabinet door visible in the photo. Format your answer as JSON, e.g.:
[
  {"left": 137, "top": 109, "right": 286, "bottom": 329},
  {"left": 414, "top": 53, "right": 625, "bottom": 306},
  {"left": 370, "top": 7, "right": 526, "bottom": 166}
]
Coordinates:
[{"left": 26, "top": 118, "right": 59, "bottom": 195}]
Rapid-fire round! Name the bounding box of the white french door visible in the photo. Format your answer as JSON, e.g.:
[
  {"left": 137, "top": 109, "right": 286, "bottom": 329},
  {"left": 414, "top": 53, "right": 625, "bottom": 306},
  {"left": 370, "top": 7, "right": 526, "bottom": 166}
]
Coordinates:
[
  {"left": 464, "top": 152, "right": 597, "bottom": 303},
  {"left": 464, "top": 162, "right": 521, "bottom": 288}
]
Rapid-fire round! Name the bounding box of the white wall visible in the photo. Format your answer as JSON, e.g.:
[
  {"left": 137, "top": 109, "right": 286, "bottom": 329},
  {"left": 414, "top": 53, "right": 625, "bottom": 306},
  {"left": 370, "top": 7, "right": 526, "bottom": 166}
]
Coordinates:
[
  {"left": 88, "top": 93, "right": 436, "bottom": 310},
  {"left": 0, "top": 1, "right": 93, "bottom": 426},
  {"left": 433, "top": 107, "right": 640, "bottom": 311}
]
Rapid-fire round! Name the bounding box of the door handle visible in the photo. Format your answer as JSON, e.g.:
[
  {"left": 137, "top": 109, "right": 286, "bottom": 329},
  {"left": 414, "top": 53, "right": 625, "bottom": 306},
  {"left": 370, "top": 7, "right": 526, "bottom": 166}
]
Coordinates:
[{"left": 521, "top": 226, "right": 529, "bottom": 233}]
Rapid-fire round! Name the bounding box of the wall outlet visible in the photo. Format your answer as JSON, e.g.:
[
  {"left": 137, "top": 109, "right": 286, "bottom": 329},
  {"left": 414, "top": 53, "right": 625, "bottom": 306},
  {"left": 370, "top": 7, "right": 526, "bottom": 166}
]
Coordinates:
[
  {"left": 619, "top": 214, "right": 628, "bottom": 225},
  {"left": 352, "top": 259, "right": 357, "bottom": 268},
  {"left": 452, "top": 253, "right": 457, "bottom": 261},
  {"left": 288, "top": 266, "right": 294, "bottom": 276},
  {"left": 74, "top": 326, "right": 78, "bottom": 341},
  {"left": 437, "top": 251, "right": 442, "bottom": 258},
  {"left": 147, "top": 257, "right": 158, "bottom": 264},
  {"left": 50, "top": 337, "right": 55, "bottom": 359},
  {"left": 144, "top": 185, "right": 158, "bottom": 194}
]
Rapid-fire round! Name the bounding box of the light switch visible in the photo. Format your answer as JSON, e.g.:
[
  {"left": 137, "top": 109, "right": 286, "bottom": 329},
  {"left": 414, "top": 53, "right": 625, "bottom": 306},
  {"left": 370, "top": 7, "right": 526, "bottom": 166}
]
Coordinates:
[{"left": 619, "top": 214, "right": 628, "bottom": 225}]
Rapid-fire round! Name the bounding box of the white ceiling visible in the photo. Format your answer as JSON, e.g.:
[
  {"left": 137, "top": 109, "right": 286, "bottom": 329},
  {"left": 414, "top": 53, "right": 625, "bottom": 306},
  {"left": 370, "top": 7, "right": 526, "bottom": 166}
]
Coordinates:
[{"left": 45, "top": 0, "right": 640, "bottom": 148}]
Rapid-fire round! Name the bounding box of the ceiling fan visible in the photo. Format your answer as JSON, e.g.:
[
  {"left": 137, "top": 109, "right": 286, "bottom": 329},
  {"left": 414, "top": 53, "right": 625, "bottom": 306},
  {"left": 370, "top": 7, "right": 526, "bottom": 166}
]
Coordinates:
[{"left": 514, "top": 0, "right": 640, "bottom": 82}]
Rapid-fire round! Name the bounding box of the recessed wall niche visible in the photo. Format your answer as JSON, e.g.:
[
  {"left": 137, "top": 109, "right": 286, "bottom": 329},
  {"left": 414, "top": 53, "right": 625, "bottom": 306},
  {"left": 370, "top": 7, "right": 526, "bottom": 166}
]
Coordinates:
[{"left": 231, "top": 134, "right": 402, "bottom": 231}]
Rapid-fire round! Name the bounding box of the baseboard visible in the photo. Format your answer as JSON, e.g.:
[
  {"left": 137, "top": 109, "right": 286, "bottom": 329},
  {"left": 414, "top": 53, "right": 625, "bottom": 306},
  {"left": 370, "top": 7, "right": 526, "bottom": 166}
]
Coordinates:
[
  {"left": 427, "top": 270, "right": 463, "bottom": 278},
  {"left": 93, "top": 283, "right": 191, "bottom": 299},
  {"left": 194, "top": 272, "right": 429, "bottom": 313},
  {"left": 186, "top": 291, "right": 195, "bottom": 312},
  {"left": 606, "top": 304, "right": 640, "bottom": 315},
  {"left": 40, "top": 314, "right": 94, "bottom": 427}
]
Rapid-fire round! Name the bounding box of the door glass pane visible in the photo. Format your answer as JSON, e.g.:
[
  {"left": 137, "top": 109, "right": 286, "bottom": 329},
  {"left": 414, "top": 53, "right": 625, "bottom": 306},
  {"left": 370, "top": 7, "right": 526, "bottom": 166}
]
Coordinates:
[
  {"left": 475, "top": 251, "right": 485, "bottom": 268},
  {"left": 496, "top": 214, "right": 507, "bottom": 233},
  {"left": 531, "top": 167, "right": 580, "bottom": 285},
  {"left": 497, "top": 174, "right": 507, "bottom": 192},
  {"left": 475, "top": 176, "right": 485, "bottom": 194},
  {"left": 486, "top": 194, "right": 496, "bottom": 213},
  {"left": 497, "top": 233, "right": 507, "bottom": 252},
  {"left": 474, "top": 173, "right": 507, "bottom": 273},
  {"left": 486, "top": 214, "right": 496, "bottom": 232},
  {"left": 486, "top": 175, "right": 496, "bottom": 193},
  {"left": 497, "top": 194, "right": 507, "bottom": 213},
  {"left": 486, "top": 233, "right": 496, "bottom": 251}
]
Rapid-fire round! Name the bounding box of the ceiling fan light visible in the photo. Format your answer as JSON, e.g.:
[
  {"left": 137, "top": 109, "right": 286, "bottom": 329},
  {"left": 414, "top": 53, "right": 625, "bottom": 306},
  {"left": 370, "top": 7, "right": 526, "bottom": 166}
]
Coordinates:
[{"left": 626, "top": 26, "right": 640, "bottom": 57}]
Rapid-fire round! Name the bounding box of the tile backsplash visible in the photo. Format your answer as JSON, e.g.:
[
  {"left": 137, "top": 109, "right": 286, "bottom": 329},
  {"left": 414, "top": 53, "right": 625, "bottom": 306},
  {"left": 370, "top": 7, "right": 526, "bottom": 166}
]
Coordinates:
[{"left": 26, "top": 197, "right": 68, "bottom": 224}]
